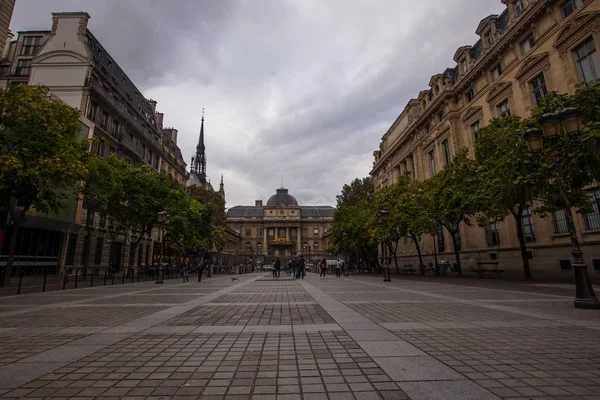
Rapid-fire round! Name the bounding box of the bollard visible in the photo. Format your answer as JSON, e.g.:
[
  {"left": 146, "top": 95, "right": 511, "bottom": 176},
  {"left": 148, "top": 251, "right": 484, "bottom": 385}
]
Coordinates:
[
  {"left": 111, "top": 270, "right": 115, "bottom": 285},
  {"left": 42, "top": 267, "right": 48, "bottom": 292},
  {"left": 17, "top": 267, "right": 23, "bottom": 295},
  {"left": 122, "top": 270, "right": 125, "bottom": 284},
  {"left": 74, "top": 269, "right": 78, "bottom": 289},
  {"left": 63, "top": 268, "right": 68, "bottom": 290},
  {"left": 103, "top": 269, "right": 107, "bottom": 286},
  {"left": 90, "top": 269, "right": 94, "bottom": 287},
  {"left": 131, "top": 268, "right": 134, "bottom": 283}
]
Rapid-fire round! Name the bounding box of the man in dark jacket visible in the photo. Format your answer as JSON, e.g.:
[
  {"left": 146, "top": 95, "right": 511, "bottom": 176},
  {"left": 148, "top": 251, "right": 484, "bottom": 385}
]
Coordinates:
[
  {"left": 275, "top": 257, "right": 281, "bottom": 278},
  {"left": 298, "top": 255, "right": 305, "bottom": 279}
]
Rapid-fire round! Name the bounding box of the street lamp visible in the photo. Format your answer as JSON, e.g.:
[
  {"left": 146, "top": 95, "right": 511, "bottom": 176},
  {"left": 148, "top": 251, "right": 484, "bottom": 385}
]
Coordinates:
[
  {"left": 341, "top": 232, "right": 349, "bottom": 276},
  {"left": 379, "top": 210, "right": 391, "bottom": 282},
  {"left": 522, "top": 107, "right": 599, "bottom": 309},
  {"left": 156, "top": 211, "right": 169, "bottom": 284}
]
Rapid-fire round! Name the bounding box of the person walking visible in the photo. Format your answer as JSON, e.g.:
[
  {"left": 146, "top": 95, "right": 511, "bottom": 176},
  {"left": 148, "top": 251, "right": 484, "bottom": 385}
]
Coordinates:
[
  {"left": 320, "top": 258, "right": 327, "bottom": 278},
  {"left": 275, "top": 257, "right": 281, "bottom": 278},
  {"left": 298, "top": 255, "right": 305, "bottom": 279},
  {"left": 272, "top": 259, "right": 277, "bottom": 278},
  {"left": 182, "top": 263, "right": 189, "bottom": 283},
  {"left": 335, "top": 259, "right": 341, "bottom": 278}
]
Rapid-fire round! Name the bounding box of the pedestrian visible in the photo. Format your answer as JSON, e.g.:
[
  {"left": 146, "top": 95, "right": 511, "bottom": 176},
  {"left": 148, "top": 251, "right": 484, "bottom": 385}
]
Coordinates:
[
  {"left": 182, "top": 263, "right": 189, "bottom": 282},
  {"left": 335, "top": 259, "right": 341, "bottom": 278},
  {"left": 272, "top": 259, "right": 277, "bottom": 278},
  {"left": 298, "top": 255, "right": 305, "bottom": 279},
  {"left": 275, "top": 257, "right": 281, "bottom": 278},
  {"left": 320, "top": 258, "right": 327, "bottom": 278}
]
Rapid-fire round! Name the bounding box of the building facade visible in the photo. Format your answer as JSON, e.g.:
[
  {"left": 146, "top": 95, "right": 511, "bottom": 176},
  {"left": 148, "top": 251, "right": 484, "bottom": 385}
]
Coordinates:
[
  {"left": 0, "top": 12, "right": 189, "bottom": 276},
  {"left": 227, "top": 188, "right": 334, "bottom": 263},
  {"left": 371, "top": 0, "right": 600, "bottom": 274}
]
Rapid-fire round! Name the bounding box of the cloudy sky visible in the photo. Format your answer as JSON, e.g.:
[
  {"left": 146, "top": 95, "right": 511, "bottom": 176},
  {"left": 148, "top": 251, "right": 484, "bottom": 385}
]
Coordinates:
[{"left": 11, "top": 0, "right": 504, "bottom": 207}]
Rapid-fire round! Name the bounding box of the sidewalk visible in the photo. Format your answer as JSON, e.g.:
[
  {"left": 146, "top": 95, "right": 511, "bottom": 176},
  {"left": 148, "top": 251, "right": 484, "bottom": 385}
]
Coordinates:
[{"left": 0, "top": 272, "right": 599, "bottom": 399}]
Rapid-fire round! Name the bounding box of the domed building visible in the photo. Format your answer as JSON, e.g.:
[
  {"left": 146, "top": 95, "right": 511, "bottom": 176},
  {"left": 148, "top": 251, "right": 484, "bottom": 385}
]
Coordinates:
[{"left": 226, "top": 188, "right": 334, "bottom": 262}]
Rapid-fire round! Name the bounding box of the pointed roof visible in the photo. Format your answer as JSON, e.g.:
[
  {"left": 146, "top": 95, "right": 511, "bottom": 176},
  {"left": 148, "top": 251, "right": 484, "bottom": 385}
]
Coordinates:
[{"left": 197, "top": 110, "right": 205, "bottom": 151}]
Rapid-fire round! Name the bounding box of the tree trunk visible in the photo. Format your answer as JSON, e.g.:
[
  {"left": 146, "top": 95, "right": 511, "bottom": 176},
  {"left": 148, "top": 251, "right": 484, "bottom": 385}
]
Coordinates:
[
  {"left": 2, "top": 201, "right": 29, "bottom": 287},
  {"left": 511, "top": 206, "right": 532, "bottom": 281},
  {"left": 82, "top": 207, "right": 94, "bottom": 271},
  {"left": 410, "top": 233, "right": 424, "bottom": 268},
  {"left": 450, "top": 229, "right": 463, "bottom": 277},
  {"left": 388, "top": 242, "right": 399, "bottom": 274}
]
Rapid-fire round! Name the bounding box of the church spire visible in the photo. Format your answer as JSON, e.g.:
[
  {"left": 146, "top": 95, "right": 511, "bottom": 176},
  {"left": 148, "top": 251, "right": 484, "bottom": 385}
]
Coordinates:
[
  {"left": 190, "top": 109, "right": 207, "bottom": 186},
  {"left": 219, "top": 175, "right": 225, "bottom": 200}
]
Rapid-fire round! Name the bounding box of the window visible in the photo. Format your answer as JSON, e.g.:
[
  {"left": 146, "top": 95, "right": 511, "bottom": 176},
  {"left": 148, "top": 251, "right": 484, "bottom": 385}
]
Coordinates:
[
  {"left": 515, "top": 0, "right": 525, "bottom": 16},
  {"left": 485, "top": 30, "right": 494, "bottom": 47},
  {"left": 553, "top": 209, "right": 569, "bottom": 234},
  {"left": 585, "top": 188, "right": 600, "bottom": 230},
  {"left": 313, "top": 242, "right": 319, "bottom": 251},
  {"left": 497, "top": 100, "right": 511, "bottom": 117},
  {"left": 492, "top": 64, "right": 503, "bottom": 80},
  {"left": 466, "top": 88, "right": 475, "bottom": 102},
  {"left": 100, "top": 111, "right": 109, "bottom": 129},
  {"left": 313, "top": 228, "right": 319, "bottom": 237},
  {"left": 488, "top": 217, "right": 500, "bottom": 245},
  {"left": 436, "top": 223, "right": 445, "bottom": 253},
  {"left": 461, "top": 59, "right": 468, "bottom": 74},
  {"left": 15, "top": 59, "right": 31, "bottom": 76},
  {"left": 531, "top": 73, "right": 548, "bottom": 106},
  {"left": 21, "top": 36, "right": 42, "bottom": 55},
  {"left": 245, "top": 229, "right": 251, "bottom": 237},
  {"left": 88, "top": 102, "right": 98, "bottom": 121},
  {"left": 302, "top": 229, "right": 308, "bottom": 238},
  {"left": 442, "top": 139, "right": 451, "bottom": 165},
  {"left": 245, "top": 242, "right": 251, "bottom": 250},
  {"left": 520, "top": 33, "right": 535, "bottom": 54},
  {"left": 521, "top": 205, "right": 536, "bottom": 242},
  {"left": 257, "top": 230, "right": 262, "bottom": 237},
  {"left": 563, "top": 0, "right": 582, "bottom": 18},
  {"left": 428, "top": 150, "right": 436, "bottom": 176},
  {"left": 574, "top": 37, "right": 600, "bottom": 83},
  {"left": 471, "top": 121, "right": 481, "bottom": 140},
  {"left": 257, "top": 242, "right": 262, "bottom": 251}
]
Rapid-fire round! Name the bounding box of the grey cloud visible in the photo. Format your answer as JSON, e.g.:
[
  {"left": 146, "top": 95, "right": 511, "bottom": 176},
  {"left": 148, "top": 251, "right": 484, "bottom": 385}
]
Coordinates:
[{"left": 11, "top": 0, "right": 505, "bottom": 207}]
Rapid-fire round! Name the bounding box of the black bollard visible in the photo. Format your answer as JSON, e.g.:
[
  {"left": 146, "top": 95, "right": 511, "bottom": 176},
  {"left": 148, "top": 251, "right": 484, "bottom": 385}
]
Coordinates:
[
  {"left": 17, "top": 267, "right": 23, "bottom": 295},
  {"left": 111, "top": 270, "right": 115, "bottom": 285},
  {"left": 42, "top": 267, "right": 48, "bottom": 292},
  {"left": 90, "top": 269, "right": 94, "bottom": 287},
  {"left": 103, "top": 269, "right": 107, "bottom": 286},
  {"left": 74, "top": 269, "right": 78, "bottom": 289},
  {"left": 63, "top": 268, "right": 68, "bottom": 290}
]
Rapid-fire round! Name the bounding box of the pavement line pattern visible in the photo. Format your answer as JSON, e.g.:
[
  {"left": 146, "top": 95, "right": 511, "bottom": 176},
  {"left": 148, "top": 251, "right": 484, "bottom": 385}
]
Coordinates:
[
  {"left": 299, "top": 279, "right": 502, "bottom": 400},
  {"left": 0, "top": 275, "right": 261, "bottom": 389}
]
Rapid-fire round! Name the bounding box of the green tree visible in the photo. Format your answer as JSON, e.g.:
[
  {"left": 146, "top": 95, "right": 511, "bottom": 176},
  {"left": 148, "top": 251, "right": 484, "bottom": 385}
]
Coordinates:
[
  {"left": 474, "top": 116, "right": 548, "bottom": 280},
  {"left": 424, "top": 149, "right": 482, "bottom": 274},
  {"left": 0, "top": 84, "right": 88, "bottom": 285},
  {"left": 79, "top": 153, "right": 128, "bottom": 271},
  {"left": 112, "top": 165, "right": 180, "bottom": 270}
]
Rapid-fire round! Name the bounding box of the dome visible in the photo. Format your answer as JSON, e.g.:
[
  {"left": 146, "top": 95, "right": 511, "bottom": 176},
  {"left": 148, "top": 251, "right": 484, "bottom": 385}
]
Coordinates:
[{"left": 267, "top": 187, "right": 298, "bottom": 206}]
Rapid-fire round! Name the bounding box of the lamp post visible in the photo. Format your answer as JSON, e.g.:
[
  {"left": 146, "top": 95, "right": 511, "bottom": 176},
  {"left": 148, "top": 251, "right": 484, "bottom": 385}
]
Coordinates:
[
  {"left": 341, "top": 232, "right": 349, "bottom": 276},
  {"left": 379, "top": 210, "right": 392, "bottom": 282},
  {"left": 522, "top": 107, "right": 599, "bottom": 309},
  {"left": 156, "top": 211, "right": 169, "bottom": 284},
  {"left": 308, "top": 245, "right": 311, "bottom": 263}
]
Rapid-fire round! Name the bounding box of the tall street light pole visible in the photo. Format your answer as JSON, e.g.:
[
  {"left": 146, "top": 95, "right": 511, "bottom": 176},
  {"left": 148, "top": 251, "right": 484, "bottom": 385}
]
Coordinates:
[
  {"left": 522, "top": 107, "right": 599, "bottom": 309},
  {"left": 156, "top": 211, "right": 169, "bottom": 284},
  {"left": 379, "top": 210, "right": 391, "bottom": 282}
]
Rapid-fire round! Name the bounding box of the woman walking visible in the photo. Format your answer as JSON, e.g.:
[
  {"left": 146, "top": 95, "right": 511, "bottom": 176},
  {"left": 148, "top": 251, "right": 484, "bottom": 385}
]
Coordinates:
[{"left": 320, "top": 258, "right": 327, "bottom": 278}]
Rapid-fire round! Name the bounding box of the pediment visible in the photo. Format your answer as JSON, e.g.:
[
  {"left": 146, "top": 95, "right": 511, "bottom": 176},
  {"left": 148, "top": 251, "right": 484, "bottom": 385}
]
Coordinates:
[
  {"left": 515, "top": 52, "right": 550, "bottom": 85},
  {"left": 486, "top": 81, "right": 512, "bottom": 104},
  {"left": 32, "top": 50, "right": 89, "bottom": 65},
  {"left": 453, "top": 45, "right": 472, "bottom": 62},
  {"left": 461, "top": 106, "right": 483, "bottom": 123},
  {"left": 554, "top": 11, "right": 600, "bottom": 52}
]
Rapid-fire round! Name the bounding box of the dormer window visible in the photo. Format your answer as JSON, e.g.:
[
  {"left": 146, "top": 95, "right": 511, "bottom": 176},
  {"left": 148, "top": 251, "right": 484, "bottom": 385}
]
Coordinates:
[
  {"left": 515, "top": 0, "right": 525, "bottom": 17},
  {"left": 520, "top": 33, "right": 535, "bottom": 54},
  {"left": 562, "top": 0, "right": 582, "bottom": 18},
  {"left": 485, "top": 30, "right": 494, "bottom": 47},
  {"left": 461, "top": 59, "right": 468, "bottom": 74},
  {"left": 492, "top": 64, "right": 503, "bottom": 80}
]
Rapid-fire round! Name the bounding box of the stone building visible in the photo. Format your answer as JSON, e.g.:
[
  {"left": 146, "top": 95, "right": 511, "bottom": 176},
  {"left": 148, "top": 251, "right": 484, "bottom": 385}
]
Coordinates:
[
  {"left": 0, "top": 12, "right": 188, "bottom": 276},
  {"left": 371, "top": 0, "right": 600, "bottom": 274},
  {"left": 226, "top": 188, "right": 334, "bottom": 263}
]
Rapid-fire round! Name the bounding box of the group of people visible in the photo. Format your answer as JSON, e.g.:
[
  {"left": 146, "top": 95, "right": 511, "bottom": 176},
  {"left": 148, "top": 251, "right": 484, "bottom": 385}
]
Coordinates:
[
  {"left": 318, "top": 258, "right": 342, "bottom": 278},
  {"left": 271, "top": 256, "right": 307, "bottom": 279}
]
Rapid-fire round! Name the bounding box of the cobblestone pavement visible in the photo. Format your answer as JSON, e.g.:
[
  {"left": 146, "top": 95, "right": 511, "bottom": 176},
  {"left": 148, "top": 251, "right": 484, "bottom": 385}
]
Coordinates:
[{"left": 0, "top": 272, "right": 599, "bottom": 399}]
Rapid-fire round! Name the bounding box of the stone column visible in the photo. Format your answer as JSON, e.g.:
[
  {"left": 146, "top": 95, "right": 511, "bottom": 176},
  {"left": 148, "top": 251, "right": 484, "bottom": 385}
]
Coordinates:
[{"left": 296, "top": 228, "right": 301, "bottom": 253}]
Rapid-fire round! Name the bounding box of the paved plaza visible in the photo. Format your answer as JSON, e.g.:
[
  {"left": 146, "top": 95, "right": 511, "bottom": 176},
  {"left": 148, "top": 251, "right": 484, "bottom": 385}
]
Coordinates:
[{"left": 0, "top": 272, "right": 599, "bottom": 400}]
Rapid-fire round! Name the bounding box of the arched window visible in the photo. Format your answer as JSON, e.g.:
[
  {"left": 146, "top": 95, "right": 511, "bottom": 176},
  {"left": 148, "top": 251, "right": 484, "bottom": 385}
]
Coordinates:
[{"left": 313, "top": 242, "right": 319, "bottom": 251}]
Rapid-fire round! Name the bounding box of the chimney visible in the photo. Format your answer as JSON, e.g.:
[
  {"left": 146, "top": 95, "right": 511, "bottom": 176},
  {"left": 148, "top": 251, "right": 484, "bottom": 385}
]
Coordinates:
[
  {"left": 154, "top": 112, "right": 163, "bottom": 130},
  {"left": 3, "top": 30, "right": 13, "bottom": 58},
  {"left": 255, "top": 200, "right": 263, "bottom": 206},
  {"left": 147, "top": 99, "right": 157, "bottom": 113},
  {"left": 163, "top": 128, "right": 177, "bottom": 144}
]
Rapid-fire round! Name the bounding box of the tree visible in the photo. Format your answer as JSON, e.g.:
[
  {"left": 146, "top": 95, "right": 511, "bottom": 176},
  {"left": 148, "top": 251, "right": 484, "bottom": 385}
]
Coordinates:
[
  {"left": 474, "top": 116, "right": 549, "bottom": 280},
  {"left": 0, "top": 84, "right": 88, "bottom": 286},
  {"left": 112, "top": 165, "right": 180, "bottom": 270},
  {"left": 79, "top": 153, "right": 128, "bottom": 272},
  {"left": 424, "top": 149, "right": 482, "bottom": 274}
]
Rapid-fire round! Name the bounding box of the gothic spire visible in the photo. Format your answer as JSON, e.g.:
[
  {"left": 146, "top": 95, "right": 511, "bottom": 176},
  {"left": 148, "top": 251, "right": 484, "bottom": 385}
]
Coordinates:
[{"left": 191, "top": 109, "right": 207, "bottom": 185}]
